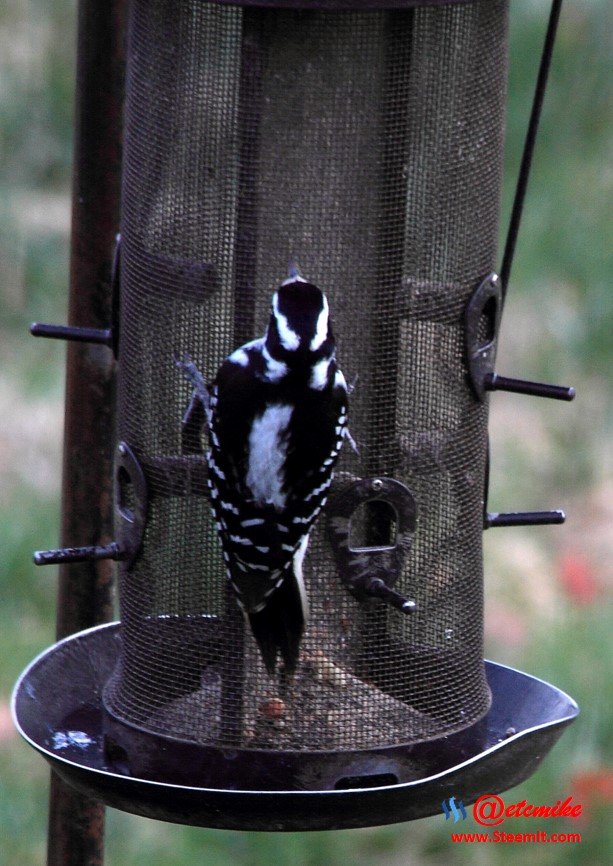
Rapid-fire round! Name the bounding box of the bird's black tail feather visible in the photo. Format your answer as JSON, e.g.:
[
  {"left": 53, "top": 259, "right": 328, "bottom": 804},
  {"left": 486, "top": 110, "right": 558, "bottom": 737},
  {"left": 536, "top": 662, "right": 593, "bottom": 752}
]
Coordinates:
[{"left": 247, "top": 573, "right": 306, "bottom": 678}]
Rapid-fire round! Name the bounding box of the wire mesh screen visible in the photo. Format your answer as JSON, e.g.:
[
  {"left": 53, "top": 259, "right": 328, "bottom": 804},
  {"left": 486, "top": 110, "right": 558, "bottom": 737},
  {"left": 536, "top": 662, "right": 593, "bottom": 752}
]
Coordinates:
[{"left": 104, "top": 0, "right": 509, "bottom": 758}]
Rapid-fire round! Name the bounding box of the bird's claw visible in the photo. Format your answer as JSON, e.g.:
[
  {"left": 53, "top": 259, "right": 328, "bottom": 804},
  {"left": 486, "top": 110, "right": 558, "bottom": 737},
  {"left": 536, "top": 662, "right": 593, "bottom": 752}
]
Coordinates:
[
  {"left": 174, "top": 352, "right": 210, "bottom": 412},
  {"left": 344, "top": 427, "right": 359, "bottom": 455}
]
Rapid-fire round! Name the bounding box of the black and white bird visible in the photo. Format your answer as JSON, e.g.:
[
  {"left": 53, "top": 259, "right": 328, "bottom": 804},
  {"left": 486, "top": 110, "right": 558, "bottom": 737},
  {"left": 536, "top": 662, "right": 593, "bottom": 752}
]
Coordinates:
[{"left": 180, "top": 271, "right": 349, "bottom": 678}]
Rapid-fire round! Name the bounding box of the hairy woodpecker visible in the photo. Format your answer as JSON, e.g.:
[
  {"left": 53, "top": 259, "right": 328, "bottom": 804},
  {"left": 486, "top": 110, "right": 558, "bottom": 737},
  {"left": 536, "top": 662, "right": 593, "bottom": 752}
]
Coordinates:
[{"left": 191, "top": 272, "right": 349, "bottom": 678}]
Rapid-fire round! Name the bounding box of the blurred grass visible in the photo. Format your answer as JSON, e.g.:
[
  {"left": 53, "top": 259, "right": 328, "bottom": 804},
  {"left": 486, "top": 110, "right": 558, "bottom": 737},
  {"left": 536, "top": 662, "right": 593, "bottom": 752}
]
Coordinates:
[{"left": 1, "top": 1, "right": 611, "bottom": 864}]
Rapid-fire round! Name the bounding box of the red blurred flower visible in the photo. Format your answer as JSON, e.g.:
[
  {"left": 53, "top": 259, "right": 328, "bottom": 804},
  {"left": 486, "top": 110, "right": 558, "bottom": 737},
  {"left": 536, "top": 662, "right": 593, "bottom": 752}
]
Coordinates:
[
  {"left": 571, "top": 769, "right": 613, "bottom": 809},
  {"left": 558, "top": 549, "right": 599, "bottom": 605}
]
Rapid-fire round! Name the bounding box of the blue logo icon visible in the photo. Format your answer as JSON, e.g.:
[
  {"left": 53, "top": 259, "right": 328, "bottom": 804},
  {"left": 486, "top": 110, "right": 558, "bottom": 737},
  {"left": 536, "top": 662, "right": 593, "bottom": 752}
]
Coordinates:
[{"left": 441, "top": 796, "right": 467, "bottom": 823}]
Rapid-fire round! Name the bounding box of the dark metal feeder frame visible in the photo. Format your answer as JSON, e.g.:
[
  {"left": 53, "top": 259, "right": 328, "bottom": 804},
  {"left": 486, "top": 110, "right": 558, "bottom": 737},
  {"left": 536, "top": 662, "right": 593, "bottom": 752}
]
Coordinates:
[{"left": 16, "top": 0, "right": 577, "bottom": 846}]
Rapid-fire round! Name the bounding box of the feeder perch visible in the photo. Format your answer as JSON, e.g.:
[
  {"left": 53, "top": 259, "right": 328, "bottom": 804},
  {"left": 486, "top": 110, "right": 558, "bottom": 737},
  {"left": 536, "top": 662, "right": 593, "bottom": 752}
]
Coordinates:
[{"left": 15, "top": 0, "right": 578, "bottom": 834}]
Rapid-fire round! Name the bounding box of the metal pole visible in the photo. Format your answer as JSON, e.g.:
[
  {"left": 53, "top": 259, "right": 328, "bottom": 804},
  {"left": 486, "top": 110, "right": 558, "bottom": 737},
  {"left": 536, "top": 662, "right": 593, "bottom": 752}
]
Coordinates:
[{"left": 47, "top": 0, "right": 126, "bottom": 864}]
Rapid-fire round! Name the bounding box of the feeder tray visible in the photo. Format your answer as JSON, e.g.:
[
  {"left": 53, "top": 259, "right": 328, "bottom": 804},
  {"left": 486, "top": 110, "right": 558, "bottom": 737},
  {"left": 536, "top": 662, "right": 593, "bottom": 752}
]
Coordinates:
[{"left": 12, "top": 623, "right": 578, "bottom": 831}]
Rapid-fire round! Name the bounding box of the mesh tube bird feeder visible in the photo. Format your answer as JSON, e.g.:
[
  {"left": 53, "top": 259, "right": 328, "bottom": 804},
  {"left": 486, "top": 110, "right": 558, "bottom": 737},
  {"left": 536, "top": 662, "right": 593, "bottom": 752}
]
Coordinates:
[
  {"left": 103, "top": 0, "right": 507, "bottom": 782},
  {"left": 15, "top": 0, "right": 578, "bottom": 835}
]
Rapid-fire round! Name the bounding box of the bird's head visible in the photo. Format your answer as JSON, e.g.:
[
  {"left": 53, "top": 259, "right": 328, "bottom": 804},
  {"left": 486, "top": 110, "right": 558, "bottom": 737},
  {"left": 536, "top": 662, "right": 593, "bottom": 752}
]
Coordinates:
[{"left": 265, "top": 271, "right": 334, "bottom": 366}]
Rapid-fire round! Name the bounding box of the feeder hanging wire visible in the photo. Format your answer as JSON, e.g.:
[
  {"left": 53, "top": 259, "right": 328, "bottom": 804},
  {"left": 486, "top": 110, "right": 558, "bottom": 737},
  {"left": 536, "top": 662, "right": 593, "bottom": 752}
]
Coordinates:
[{"left": 500, "top": 0, "right": 564, "bottom": 300}]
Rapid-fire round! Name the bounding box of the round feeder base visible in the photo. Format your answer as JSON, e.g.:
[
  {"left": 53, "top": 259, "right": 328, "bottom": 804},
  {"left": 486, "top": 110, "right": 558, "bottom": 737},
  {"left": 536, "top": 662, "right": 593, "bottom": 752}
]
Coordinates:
[{"left": 12, "top": 623, "right": 578, "bottom": 831}]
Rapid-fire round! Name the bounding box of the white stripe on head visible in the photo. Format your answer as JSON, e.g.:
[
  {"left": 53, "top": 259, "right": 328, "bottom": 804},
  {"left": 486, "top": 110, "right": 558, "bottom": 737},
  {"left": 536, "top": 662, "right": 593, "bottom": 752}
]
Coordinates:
[
  {"left": 272, "top": 292, "right": 300, "bottom": 350},
  {"left": 310, "top": 295, "right": 329, "bottom": 351}
]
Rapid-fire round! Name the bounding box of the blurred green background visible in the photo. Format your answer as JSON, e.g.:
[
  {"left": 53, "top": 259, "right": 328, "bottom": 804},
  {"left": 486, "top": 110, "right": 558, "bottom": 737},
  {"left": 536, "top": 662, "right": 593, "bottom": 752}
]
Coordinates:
[{"left": 0, "top": 1, "right": 610, "bottom": 864}]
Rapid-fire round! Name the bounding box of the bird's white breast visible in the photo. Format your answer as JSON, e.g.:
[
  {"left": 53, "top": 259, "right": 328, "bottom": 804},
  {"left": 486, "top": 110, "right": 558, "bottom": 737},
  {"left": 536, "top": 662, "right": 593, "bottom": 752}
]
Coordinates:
[{"left": 245, "top": 403, "right": 293, "bottom": 509}]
